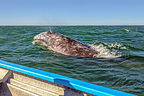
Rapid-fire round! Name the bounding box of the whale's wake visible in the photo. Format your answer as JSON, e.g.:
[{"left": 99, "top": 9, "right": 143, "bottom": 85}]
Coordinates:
[{"left": 88, "top": 43, "right": 123, "bottom": 58}]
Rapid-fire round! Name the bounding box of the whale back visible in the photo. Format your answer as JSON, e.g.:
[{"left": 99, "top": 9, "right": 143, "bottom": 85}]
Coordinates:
[{"left": 33, "top": 31, "right": 98, "bottom": 57}]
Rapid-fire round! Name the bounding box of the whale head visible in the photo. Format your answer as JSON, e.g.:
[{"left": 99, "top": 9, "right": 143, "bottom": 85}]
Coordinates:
[{"left": 32, "top": 31, "right": 54, "bottom": 49}]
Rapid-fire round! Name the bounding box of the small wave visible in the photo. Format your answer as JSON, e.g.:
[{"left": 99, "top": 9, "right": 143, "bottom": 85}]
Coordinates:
[
  {"left": 88, "top": 42, "right": 127, "bottom": 58},
  {"left": 121, "top": 29, "right": 131, "bottom": 32}
]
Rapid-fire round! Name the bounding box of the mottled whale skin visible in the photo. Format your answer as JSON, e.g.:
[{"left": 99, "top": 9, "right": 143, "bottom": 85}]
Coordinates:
[{"left": 33, "top": 31, "right": 98, "bottom": 57}]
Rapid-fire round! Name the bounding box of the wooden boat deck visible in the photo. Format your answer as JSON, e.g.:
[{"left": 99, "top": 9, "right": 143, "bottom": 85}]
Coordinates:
[{"left": 0, "top": 68, "right": 94, "bottom": 96}]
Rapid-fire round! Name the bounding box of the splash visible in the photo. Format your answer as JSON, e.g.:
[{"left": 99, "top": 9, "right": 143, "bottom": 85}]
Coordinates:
[
  {"left": 88, "top": 42, "right": 125, "bottom": 58},
  {"left": 104, "top": 42, "right": 127, "bottom": 50},
  {"left": 40, "top": 26, "right": 55, "bottom": 32},
  {"left": 49, "top": 27, "right": 53, "bottom": 32}
]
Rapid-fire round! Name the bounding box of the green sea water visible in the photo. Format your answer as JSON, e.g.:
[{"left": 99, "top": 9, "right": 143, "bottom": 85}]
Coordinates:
[{"left": 0, "top": 26, "right": 144, "bottom": 95}]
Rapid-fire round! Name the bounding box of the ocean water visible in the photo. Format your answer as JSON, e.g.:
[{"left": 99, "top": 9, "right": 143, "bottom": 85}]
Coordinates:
[{"left": 0, "top": 26, "right": 144, "bottom": 95}]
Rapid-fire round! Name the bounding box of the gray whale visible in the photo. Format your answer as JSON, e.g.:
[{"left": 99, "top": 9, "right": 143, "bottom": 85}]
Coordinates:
[{"left": 32, "top": 31, "right": 99, "bottom": 57}]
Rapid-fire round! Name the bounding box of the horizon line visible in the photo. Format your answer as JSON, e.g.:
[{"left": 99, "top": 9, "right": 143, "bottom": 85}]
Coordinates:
[{"left": 0, "top": 24, "right": 144, "bottom": 26}]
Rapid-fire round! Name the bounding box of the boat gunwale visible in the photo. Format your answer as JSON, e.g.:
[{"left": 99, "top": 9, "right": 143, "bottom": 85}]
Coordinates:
[{"left": 0, "top": 60, "right": 136, "bottom": 96}]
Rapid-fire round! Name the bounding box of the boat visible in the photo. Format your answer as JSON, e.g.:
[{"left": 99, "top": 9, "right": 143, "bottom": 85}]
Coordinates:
[{"left": 0, "top": 60, "right": 136, "bottom": 96}]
